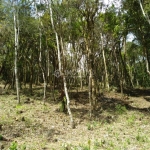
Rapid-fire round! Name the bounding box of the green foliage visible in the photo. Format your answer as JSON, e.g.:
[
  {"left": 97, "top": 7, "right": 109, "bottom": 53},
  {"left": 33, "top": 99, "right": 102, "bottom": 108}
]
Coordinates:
[
  {"left": 127, "top": 114, "right": 136, "bottom": 125},
  {"left": 21, "top": 144, "right": 26, "bottom": 150},
  {"left": 94, "top": 139, "right": 102, "bottom": 149},
  {"left": 0, "top": 0, "right": 150, "bottom": 89},
  {"left": 59, "top": 97, "right": 67, "bottom": 112},
  {"left": 15, "top": 104, "right": 24, "bottom": 114},
  {"left": 9, "top": 142, "right": 18, "bottom": 150},
  {"left": 9, "top": 142, "right": 26, "bottom": 150},
  {"left": 87, "top": 123, "right": 93, "bottom": 130},
  {"left": 87, "top": 121, "right": 100, "bottom": 130},
  {"left": 136, "top": 133, "right": 148, "bottom": 143},
  {"left": 115, "top": 104, "right": 127, "bottom": 114},
  {"left": 0, "top": 134, "right": 3, "bottom": 140},
  {"left": 62, "top": 139, "right": 91, "bottom": 150}
]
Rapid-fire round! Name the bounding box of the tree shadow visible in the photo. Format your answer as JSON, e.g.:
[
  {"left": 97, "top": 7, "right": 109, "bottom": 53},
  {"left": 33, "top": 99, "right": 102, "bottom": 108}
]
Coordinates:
[
  {"left": 1, "top": 120, "right": 62, "bottom": 144},
  {"left": 68, "top": 89, "right": 150, "bottom": 124},
  {"left": 69, "top": 91, "right": 89, "bottom": 105},
  {"left": 144, "top": 96, "right": 150, "bottom": 102},
  {"left": 11, "top": 87, "right": 150, "bottom": 125},
  {"left": 119, "top": 88, "right": 150, "bottom": 97}
]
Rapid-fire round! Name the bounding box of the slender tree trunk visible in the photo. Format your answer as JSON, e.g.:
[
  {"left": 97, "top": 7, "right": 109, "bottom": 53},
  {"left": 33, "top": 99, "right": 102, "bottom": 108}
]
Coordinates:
[
  {"left": 139, "top": 0, "right": 150, "bottom": 25},
  {"left": 35, "top": 1, "right": 47, "bottom": 102},
  {"left": 85, "top": 36, "right": 94, "bottom": 117},
  {"left": 29, "top": 66, "right": 33, "bottom": 95},
  {"left": 46, "top": 39, "right": 50, "bottom": 85},
  {"left": 89, "top": 68, "right": 93, "bottom": 117},
  {"left": 80, "top": 69, "right": 83, "bottom": 90},
  {"left": 101, "top": 33, "right": 109, "bottom": 90},
  {"left": 39, "top": 24, "right": 47, "bottom": 101},
  {"left": 23, "top": 63, "right": 27, "bottom": 88},
  {"left": 145, "top": 48, "right": 150, "bottom": 76},
  {"left": 13, "top": 2, "right": 20, "bottom": 103},
  {"left": 48, "top": 0, "right": 74, "bottom": 128},
  {"left": 119, "top": 48, "right": 133, "bottom": 88}
]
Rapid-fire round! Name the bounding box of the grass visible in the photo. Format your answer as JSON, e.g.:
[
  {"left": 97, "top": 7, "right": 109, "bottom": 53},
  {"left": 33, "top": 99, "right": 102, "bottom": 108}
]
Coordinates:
[
  {"left": 0, "top": 87, "right": 150, "bottom": 149},
  {"left": 115, "top": 104, "right": 127, "bottom": 114}
]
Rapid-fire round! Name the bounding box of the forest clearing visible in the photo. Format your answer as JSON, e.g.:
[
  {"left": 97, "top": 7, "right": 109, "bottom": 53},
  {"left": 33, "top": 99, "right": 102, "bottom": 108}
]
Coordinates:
[
  {"left": 1, "top": 0, "right": 150, "bottom": 149},
  {"left": 0, "top": 85, "right": 150, "bottom": 150}
]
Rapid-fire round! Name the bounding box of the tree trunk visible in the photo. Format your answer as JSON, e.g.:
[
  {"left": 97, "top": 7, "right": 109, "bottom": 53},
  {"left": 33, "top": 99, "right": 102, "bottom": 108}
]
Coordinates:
[
  {"left": 35, "top": 1, "right": 47, "bottom": 102},
  {"left": 39, "top": 24, "right": 47, "bottom": 102},
  {"left": 101, "top": 33, "right": 109, "bottom": 91},
  {"left": 13, "top": 2, "right": 20, "bottom": 103},
  {"left": 47, "top": 0, "right": 74, "bottom": 128},
  {"left": 85, "top": 36, "right": 95, "bottom": 117},
  {"left": 29, "top": 66, "right": 33, "bottom": 95},
  {"left": 145, "top": 48, "right": 150, "bottom": 76},
  {"left": 138, "top": 1, "right": 150, "bottom": 76},
  {"left": 139, "top": 0, "right": 150, "bottom": 25}
]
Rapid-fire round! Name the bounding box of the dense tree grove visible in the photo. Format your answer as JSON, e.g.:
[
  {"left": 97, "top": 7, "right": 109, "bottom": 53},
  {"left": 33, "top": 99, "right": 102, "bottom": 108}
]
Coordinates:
[{"left": 0, "top": 0, "right": 150, "bottom": 124}]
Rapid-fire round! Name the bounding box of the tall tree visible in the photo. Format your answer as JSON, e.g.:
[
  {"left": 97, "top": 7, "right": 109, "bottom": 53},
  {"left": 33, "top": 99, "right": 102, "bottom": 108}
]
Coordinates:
[
  {"left": 13, "top": 0, "right": 20, "bottom": 103},
  {"left": 47, "top": 0, "right": 74, "bottom": 128},
  {"left": 122, "top": 0, "right": 150, "bottom": 78}
]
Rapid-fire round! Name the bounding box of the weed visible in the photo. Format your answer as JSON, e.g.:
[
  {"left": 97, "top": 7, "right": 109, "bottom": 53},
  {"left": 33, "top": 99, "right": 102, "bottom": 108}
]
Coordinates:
[
  {"left": 15, "top": 104, "right": 24, "bottom": 114},
  {"left": 62, "top": 143, "right": 77, "bottom": 150},
  {"left": 9, "top": 141, "right": 18, "bottom": 150},
  {"left": 136, "top": 132, "right": 148, "bottom": 142},
  {"left": 87, "top": 121, "right": 100, "bottom": 131},
  {"left": 87, "top": 123, "right": 93, "bottom": 130},
  {"left": 88, "top": 139, "right": 91, "bottom": 150},
  {"left": 21, "top": 144, "right": 26, "bottom": 150},
  {"left": 109, "top": 140, "right": 114, "bottom": 147},
  {"left": 92, "top": 121, "right": 99, "bottom": 127},
  {"left": 99, "top": 139, "right": 106, "bottom": 147},
  {"left": 94, "top": 139, "right": 102, "bottom": 149},
  {"left": 113, "top": 132, "right": 119, "bottom": 140},
  {"left": 143, "top": 119, "right": 149, "bottom": 125},
  {"left": 126, "top": 138, "right": 131, "bottom": 145},
  {"left": 0, "top": 134, "right": 3, "bottom": 140},
  {"left": 127, "top": 114, "right": 136, "bottom": 125},
  {"left": 9, "top": 142, "right": 26, "bottom": 150},
  {"left": 78, "top": 144, "right": 90, "bottom": 150},
  {"left": 43, "top": 105, "right": 50, "bottom": 113},
  {"left": 15, "top": 104, "right": 23, "bottom": 109},
  {"left": 24, "top": 117, "right": 33, "bottom": 127},
  {"left": 115, "top": 104, "right": 126, "bottom": 114},
  {"left": 107, "top": 126, "right": 113, "bottom": 133},
  {"left": 122, "top": 142, "right": 128, "bottom": 150}
]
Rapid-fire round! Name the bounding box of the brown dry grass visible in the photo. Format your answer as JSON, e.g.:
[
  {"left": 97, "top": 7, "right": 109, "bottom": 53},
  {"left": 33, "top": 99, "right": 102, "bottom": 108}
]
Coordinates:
[{"left": 0, "top": 86, "right": 150, "bottom": 150}]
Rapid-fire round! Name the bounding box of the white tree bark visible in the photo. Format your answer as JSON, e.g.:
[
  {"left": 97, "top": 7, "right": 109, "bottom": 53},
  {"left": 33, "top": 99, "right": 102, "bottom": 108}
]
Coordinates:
[
  {"left": 145, "top": 51, "right": 150, "bottom": 76},
  {"left": 13, "top": 0, "right": 20, "bottom": 103},
  {"left": 60, "top": 37, "right": 74, "bottom": 127},
  {"left": 101, "top": 33, "right": 109, "bottom": 90},
  {"left": 47, "top": 0, "right": 74, "bottom": 128},
  {"left": 85, "top": 36, "right": 93, "bottom": 117},
  {"left": 138, "top": 0, "right": 150, "bottom": 25}
]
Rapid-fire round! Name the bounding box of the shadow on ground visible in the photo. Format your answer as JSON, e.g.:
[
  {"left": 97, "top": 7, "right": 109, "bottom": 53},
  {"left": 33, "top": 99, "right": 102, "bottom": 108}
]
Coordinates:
[{"left": 68, "top": 89, "right": 150, "bottom": 123}]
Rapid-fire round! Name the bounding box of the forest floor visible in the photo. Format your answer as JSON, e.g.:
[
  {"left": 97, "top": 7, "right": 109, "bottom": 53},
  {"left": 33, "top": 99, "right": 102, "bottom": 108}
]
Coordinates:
[{"left": 0, "top": 85, "right": 150, "bottom": 150}]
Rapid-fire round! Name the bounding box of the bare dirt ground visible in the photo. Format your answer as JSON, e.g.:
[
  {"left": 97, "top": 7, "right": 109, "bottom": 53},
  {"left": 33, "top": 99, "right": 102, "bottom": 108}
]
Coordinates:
[{"left": 0, "top": 85, "right": 150, "bottom": 150}]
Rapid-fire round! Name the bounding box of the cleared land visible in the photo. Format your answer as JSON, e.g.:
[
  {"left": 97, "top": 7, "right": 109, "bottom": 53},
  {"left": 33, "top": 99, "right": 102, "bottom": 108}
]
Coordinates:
[{"left": 0, "top": 86, "right": 150, "bottom": 150}]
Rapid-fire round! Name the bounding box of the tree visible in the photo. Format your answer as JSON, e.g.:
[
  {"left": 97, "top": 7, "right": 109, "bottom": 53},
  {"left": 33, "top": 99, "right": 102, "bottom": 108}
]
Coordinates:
[
  {"left": 122, "top": 0, "right": 150, "bottom": 78},
  {"left": 13, "top": 0, "right": 20, "bottom": 103},
  {"left": 47, "top": 0, "right": 74, "bottom": 128}
]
